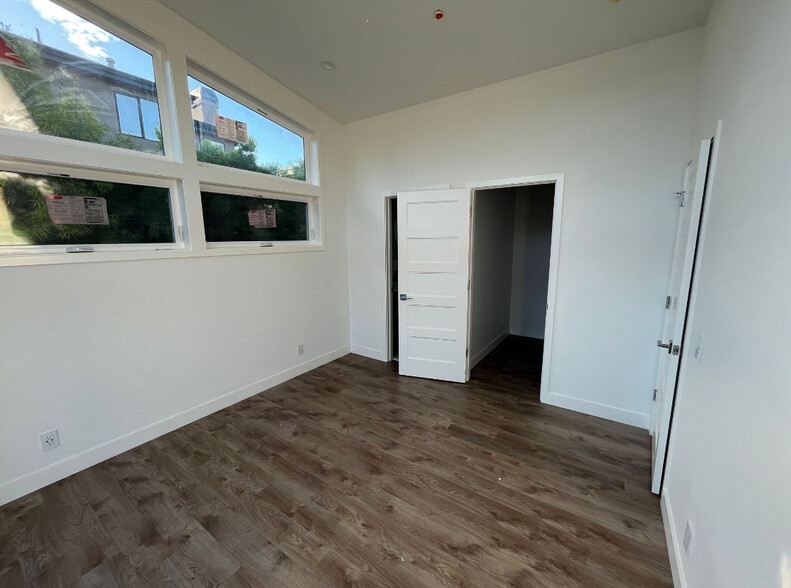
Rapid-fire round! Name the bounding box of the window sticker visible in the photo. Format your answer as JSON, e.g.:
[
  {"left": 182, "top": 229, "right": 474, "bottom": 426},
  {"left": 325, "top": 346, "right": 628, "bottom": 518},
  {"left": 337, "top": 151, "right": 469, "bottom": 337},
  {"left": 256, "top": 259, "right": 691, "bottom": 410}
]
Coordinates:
[
  {"left": 248, "top": 209, "right": 276, "bottom": 229},
  {"left": 215, "top": 115, "right": 249, "bottom": 144},
  {"left": 46, "top": 195, "right": 109, "bottom": 225}
]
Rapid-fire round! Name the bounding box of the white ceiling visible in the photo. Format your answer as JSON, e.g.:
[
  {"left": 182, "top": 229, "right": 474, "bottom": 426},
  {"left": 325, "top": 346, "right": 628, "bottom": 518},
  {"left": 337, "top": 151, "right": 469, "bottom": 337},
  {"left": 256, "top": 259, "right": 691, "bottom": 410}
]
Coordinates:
[{"left": 156, "top": 0, "right": 712, "bottom": 123}]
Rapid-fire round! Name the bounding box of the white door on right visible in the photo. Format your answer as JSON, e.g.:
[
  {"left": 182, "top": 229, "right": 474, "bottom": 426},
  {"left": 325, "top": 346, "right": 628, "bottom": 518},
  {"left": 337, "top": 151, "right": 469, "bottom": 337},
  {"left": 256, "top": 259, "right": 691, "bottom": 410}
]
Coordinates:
[{"left": 651, "top": 138, "right": 713, "bottom": 494}]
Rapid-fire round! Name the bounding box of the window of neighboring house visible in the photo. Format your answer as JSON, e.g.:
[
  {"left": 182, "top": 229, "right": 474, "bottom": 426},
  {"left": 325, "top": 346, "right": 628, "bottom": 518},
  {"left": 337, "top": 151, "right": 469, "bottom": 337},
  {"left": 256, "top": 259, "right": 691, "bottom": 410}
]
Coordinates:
[
  {"left": 0, "top": 168, "right": 176, "bottom": 250},
  {"left": 115, "top": 93, "right": 159, "bottom": 141},
  {"left": 0, "top": 0, "right": 164, "bottom": 155},
  {"left": 201, "top": 190, "right": 309, "bottom": 243},
  {"left": 188, "top": 75, "right": 306, "bottom": 181}
]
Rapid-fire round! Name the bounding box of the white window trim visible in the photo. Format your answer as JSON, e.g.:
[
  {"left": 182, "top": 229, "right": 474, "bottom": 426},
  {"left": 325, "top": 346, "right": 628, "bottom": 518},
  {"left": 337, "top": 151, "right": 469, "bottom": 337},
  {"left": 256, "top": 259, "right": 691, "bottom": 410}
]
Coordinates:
[
  {"left": 200, "top": 183, "right": 322, "bottom": 251},
  {"left": 187, "top": 61, "right": 317, "bottom": 187},
  {"left": 0, "top": 0, "right": 325, "bottom": 266},
  {"left": 0, "top": 159, "right": 188, "bottom": 257},
  {"left": 0, "top": 0, "right": 179, "bottom": 165}
]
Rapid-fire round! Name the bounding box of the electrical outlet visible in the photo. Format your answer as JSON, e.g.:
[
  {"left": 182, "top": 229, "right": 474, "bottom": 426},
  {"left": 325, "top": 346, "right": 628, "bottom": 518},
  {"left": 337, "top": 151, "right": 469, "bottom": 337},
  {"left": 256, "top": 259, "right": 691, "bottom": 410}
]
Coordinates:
[
  {"left": 297, "top": 344, "right": 304, "bottom": 356},
  {"left": 683, "top": 521, "right": 694, "bottom": 556},
  {"left": 40, "top": 429, "right": 60, "bottom": 452}
]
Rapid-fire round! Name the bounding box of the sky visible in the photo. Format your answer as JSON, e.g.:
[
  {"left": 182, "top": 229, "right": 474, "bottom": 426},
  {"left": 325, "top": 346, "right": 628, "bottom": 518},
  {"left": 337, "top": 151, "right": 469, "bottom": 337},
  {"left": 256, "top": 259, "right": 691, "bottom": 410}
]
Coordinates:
[
  {"left": 1, "top": 0, "right": 304, "bottom": 167},
  {"left": 188, "top": 77, "right": 304, "bottom": 167},
  {"left": 1, "top": 0, "right": 155, "bottom": 80}
]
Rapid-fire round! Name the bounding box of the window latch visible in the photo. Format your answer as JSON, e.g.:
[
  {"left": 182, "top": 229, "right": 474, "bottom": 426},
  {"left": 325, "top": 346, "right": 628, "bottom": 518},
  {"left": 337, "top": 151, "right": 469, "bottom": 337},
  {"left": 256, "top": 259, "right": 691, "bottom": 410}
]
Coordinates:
[{"left": 66, "top": 246, "right": 94, "bottom": 253}]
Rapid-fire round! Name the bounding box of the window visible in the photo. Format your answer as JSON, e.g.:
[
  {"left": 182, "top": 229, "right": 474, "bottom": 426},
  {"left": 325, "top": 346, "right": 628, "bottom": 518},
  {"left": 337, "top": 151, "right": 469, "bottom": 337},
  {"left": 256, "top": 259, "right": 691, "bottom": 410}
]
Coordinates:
[
  {"left": 0, "top": 0, "right": 321, "bottom": 264},
  {"left": 202, "top": 191, "right": 309, "bottom": 243},
  {"left": 188, "top": 75, "right": 306, "bottom": 181},
  {"left": 115, "top": 94, "right": 160, "bottom": 140},
  {"left": 0, "top": 169, "right": 175, "bottom": 248},
  {"left": 0, "top": 0, "right": 164, "bottom": 155}
]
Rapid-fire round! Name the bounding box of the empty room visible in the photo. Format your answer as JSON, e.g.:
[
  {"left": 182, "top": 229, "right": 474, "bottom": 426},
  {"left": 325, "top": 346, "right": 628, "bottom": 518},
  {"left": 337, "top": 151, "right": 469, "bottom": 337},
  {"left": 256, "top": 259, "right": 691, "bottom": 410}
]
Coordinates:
[{"left": 0, "top": 0, "right": 788, "bottom": 586}]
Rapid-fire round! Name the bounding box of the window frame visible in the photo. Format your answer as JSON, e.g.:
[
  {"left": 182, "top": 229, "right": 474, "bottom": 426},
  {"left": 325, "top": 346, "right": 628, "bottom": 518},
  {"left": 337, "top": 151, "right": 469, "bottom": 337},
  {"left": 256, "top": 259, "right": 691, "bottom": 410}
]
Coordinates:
[
  {"left": 200, "top": 183, "right": 321, "bottom": 251},
  {"left": 0, "top": 0, "right": 325, "bottom": 267},
  {"left": 0, "top": 159, "right": 188, "bottom": 257},
  {"left": 187, "top": 61, "right": 316, "bottom": 186},
  {"left": 0, "top": 0, "right": 178, "bottom": 162}
]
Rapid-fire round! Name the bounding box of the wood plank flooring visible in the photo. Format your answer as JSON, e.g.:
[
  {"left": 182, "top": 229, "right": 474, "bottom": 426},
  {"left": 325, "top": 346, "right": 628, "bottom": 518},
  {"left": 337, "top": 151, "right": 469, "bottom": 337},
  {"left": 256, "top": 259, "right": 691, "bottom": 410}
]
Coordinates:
[{"left": 0, "top": 336, "right": 671, "bottom": 587}]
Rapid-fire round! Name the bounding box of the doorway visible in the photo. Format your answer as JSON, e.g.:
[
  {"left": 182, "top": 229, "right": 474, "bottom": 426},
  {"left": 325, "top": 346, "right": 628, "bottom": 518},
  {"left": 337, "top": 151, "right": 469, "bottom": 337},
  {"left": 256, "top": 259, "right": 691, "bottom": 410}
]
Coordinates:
[
  {"left": 386, "top": 196, "right": 399, "bottom": 361},
  {"left": 468, "top": 183, "right": 556, "bottom": 389},
  {"left": 383, "top": 174, "right": 563, "bottom": 387}
]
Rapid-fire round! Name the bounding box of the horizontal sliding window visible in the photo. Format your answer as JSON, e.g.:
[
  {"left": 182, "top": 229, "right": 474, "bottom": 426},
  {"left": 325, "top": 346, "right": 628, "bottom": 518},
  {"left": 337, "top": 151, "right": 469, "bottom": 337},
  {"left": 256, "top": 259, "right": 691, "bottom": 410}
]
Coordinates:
[
  {"left": 188, "top": 75, "right": 305, "bottom": 181},
  {"left": 0, "top": 0, "right": 164, "bottom": 155},
  {"left": 0, "top": 170, "right": 174, "bottom": 247},
  {"left": 202, "top": 191, "right": 308, "bottom": 243}
]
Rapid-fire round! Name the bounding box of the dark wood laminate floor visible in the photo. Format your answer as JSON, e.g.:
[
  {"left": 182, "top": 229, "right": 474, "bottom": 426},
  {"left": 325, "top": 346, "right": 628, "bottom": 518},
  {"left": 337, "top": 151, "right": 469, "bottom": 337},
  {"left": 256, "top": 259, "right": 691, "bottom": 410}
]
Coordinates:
[{"left": 0, "top": 336, "right": 671, "bottom": 587}]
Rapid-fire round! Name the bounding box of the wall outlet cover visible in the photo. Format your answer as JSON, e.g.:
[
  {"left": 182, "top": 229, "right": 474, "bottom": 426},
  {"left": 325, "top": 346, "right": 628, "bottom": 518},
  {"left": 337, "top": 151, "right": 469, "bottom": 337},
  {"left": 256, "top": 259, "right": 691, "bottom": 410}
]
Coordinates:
[
  {"left": 297, "top": 344, "right": 305, "bottom": 356},
  {"left": 40, "top": 429, "right": 60, "bottom": 452}
]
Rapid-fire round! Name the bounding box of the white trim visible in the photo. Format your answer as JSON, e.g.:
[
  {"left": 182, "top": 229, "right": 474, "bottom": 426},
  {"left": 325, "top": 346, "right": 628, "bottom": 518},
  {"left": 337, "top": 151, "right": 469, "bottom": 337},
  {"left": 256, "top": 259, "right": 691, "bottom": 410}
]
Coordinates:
[
  {"left": 0, "top": 345, "right": 350, "bottom": 507},
  {"left": 544, "top": 390, "right": 650, "bottom": 429},
  {"left": 466, "top": 174, "right": 566, "bottom": 190},
  {"left": 465, "top": 173, "right": 564, "bottom": 401},
  {"left": 661, "top": 489, "right": 688, "bottom": 588},
  {"left": 471, "top": 331, "right": 509, "bottom": 369},
  {"left": 350, "top": 344, "right": 388, "bottom": 362}
]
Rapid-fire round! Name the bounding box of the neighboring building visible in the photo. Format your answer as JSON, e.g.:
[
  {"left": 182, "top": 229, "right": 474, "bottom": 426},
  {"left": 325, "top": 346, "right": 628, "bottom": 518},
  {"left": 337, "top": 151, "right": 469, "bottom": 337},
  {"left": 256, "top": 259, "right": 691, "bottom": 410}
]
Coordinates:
[
  {"left": 20, "top": 34, "right": 163, "bottom": 152},
  {"left": 189, "top": 85, "right": 238, "bottom": 153}
]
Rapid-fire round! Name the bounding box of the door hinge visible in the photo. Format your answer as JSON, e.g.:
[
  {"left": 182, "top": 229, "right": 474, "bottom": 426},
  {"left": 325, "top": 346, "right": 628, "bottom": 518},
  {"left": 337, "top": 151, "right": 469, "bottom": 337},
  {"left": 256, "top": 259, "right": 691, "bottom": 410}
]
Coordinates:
[
  {"left": 469, "top": 205, "right": 472, "bottom": 218},
  {"left": 467, "top": 279, "right": 470, "bottom": 290},
  {"left": 653, "top": 389, "right": 659, "bottom": 402},
  {"left": 665, "top": 296, "right": 672, "bottom": 309},
  {"left": 674, "top": 190, "right": 687, "bottom": 207},
  {"left": 466, "top": 348, "right": 469, "bottom": 357}
]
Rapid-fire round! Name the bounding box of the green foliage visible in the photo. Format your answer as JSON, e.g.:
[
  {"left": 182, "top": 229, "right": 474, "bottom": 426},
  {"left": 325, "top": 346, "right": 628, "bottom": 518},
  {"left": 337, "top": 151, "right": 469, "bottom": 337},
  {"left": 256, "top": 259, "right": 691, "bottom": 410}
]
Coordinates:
[
  {"left": 2, "top": 33, "right": 108, "bottom": 144},
  {"left": 196, "top": 136, "right": 306, "bottom": 181},
  {"left": 201, "top": 191, "right": 307, "bottom": 242},
  {"left": 0, "top": 172, "right": 173, "bottom": 246}
]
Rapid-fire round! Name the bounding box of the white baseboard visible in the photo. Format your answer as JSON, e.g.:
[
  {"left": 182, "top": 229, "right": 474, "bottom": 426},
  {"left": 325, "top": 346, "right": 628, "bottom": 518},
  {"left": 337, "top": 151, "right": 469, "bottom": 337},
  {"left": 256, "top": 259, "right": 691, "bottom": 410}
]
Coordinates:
[
  {"left": 471, "top": 331, "right": 509, "bottom": 368},
  {"left": 661, "top": 489, "right": 687, "bottom": 588},
  {"left": 0, "top": 345, "right": 350, "bottom": 507},
  {"left": 542, "top": 390, "right": 650, "bottom": 429},
  {"left": 350, "top": 344, "right": 388, "bottom": 362}
]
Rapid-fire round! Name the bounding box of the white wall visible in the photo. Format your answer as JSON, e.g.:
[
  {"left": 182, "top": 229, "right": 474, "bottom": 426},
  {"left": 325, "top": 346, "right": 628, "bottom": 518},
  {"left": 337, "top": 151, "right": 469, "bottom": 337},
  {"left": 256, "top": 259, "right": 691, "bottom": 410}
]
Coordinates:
[
  {"left": 0, "top": 0, "right": 350, "bottom": 505},
  {"left": 344, "top": 29, "right": 702, "bottom": 428},
  {"left": 469, "top": 188, "right": 515, "bottom": 366},
  {"left": 510, "top": 184, "right": 554, "bottom": 340},
  {"left": 662, "top": 1, "right": 791, "bottom": 586}
]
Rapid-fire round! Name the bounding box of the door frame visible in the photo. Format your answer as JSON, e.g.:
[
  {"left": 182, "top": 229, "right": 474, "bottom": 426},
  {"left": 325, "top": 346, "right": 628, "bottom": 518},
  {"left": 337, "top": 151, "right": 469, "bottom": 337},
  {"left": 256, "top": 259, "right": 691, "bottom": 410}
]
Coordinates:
[{"left": 466, "top": 173, "right": 565, "bottom": 400}]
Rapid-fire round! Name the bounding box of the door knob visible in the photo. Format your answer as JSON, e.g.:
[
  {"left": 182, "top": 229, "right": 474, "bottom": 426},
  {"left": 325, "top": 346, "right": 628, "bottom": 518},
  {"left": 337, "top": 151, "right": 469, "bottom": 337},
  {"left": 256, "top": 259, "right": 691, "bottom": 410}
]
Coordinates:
[{"left": 399, "top": 294, "right": 412, "bottom": 301}]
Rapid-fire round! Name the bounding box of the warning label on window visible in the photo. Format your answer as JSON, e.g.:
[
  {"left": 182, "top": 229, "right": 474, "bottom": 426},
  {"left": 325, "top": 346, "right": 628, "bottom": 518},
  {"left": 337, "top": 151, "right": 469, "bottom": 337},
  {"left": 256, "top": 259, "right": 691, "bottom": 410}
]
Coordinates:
[
  {"left": 46, "top": 195, "right": 109, "bottom": 225},
  {"left": 248, "top": 209, "right": 276, "bottom": 229},
  {"left": 216, "top": 115, "right": 249, "bottom": 144}
]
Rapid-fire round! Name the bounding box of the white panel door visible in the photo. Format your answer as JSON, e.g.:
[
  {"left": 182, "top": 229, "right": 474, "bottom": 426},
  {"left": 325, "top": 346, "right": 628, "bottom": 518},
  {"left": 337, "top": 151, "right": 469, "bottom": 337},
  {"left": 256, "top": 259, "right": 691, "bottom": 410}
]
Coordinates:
[
  {"left": 397, "top": 189, "right": 471, "bottom": 383},
  {"left": 651, "top": 138, "right": 713, "bottom": 494}
]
